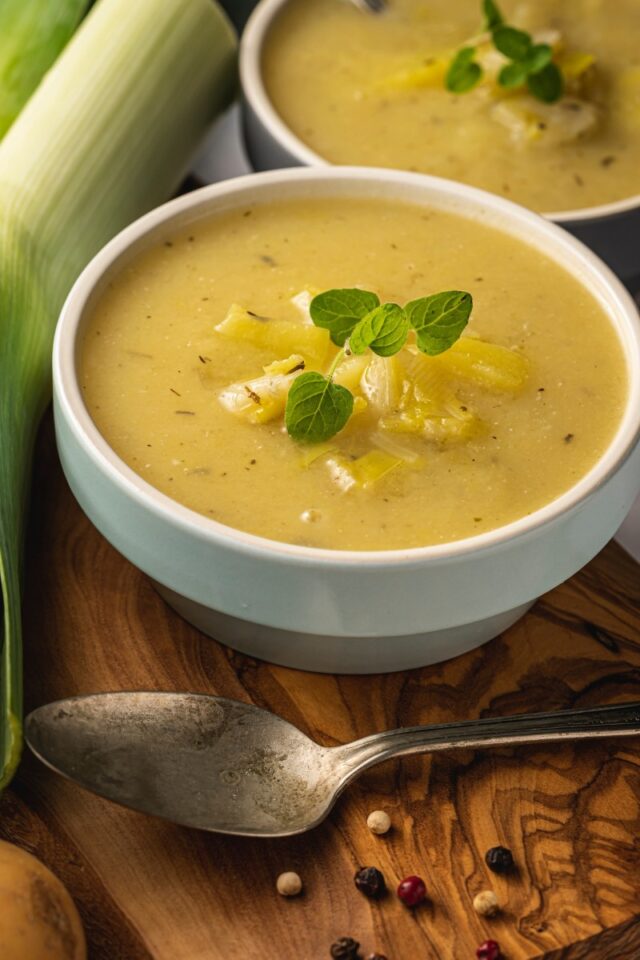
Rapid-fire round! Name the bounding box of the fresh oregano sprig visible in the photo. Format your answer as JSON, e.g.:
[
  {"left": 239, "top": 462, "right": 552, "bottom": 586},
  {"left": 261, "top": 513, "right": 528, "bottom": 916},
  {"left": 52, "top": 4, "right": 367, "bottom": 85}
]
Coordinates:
[
  {"left": 284, "top": 287, "right": 472, "bottom": 443},
  {"left": 446, "top": 0, "right": 563, "bottom": 104}
]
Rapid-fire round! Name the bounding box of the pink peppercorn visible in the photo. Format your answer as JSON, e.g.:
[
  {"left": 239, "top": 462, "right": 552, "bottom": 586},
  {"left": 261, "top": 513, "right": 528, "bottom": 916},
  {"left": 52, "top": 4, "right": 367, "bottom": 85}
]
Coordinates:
[
  {"left": 396, "top": 875, "right": 426, "bottom": 907},
  {"left": 476, "top": 940, "right": 501, "bottom": 960}
]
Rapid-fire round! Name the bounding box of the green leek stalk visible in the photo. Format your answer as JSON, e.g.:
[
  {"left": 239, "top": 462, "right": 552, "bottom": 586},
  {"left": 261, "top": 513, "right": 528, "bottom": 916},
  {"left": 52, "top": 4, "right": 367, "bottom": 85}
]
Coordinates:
[
  {"left": 0, "top": 0, "right": 91, "bottom": 139},
  {"left": 0, "top": 0, "right": 237, "bottom": 788}
]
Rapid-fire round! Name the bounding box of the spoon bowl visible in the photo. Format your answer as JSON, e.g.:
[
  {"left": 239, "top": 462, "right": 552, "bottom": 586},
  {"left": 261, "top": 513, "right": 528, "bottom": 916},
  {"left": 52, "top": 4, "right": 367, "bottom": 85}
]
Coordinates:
[
  {"left": 26, "top": 692, "right": 640, "bottom": 837},
  {"left": 26, "top": 693, "right": 339, "bottom": 835}
]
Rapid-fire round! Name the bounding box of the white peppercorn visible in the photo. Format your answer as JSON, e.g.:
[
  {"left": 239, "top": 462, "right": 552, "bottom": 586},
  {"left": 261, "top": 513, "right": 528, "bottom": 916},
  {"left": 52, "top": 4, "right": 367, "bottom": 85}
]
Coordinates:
[
  {"left": 276, "top": 871, "right": 303, "bottom": 897},
  {"left": 473, "top": 889, "right": 500, "bottom": 917},
  {"left": 367, "top": 810, "right": 391, "bottom": 835}
]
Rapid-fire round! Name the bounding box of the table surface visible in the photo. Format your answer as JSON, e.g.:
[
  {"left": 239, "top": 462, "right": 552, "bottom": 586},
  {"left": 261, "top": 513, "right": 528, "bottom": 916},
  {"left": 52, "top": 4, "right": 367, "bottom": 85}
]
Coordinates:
[{"left": 1, "top": 416, "right": 639, "bottom": 959}]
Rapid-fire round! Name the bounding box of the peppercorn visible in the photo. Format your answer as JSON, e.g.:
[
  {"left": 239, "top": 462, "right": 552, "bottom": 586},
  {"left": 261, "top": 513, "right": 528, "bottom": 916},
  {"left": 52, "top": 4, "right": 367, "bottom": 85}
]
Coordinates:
[
  {"left": 354, "top": 866, "right": 386, "bottom": 899},
  {"left": 396, "top": 875, "right": 427, "bottom": 907},
  {"left": 330, "top": 937, "right": 360, "bottom": 959},
  {"left": 473, "top": 889, "right": 499, "bottom": 917},
  {"left": 276, "top": 871, "right": 302, "bottom": 897},
  {"left": 476, "top": 939, "right": 501, "bottom": 960},
  {"left": 485, "top": 846, "right": 514, "bottom": 874},
  {"left": 367, "top": 809, "right": 391, "bottom": 835}
]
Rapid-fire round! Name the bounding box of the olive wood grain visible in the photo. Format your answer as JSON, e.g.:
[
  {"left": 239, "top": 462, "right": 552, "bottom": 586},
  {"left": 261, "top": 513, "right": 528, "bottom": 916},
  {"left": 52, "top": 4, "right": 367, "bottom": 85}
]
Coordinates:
[{"left": 1, "top": 414, "right": 639, "bottom": 959}]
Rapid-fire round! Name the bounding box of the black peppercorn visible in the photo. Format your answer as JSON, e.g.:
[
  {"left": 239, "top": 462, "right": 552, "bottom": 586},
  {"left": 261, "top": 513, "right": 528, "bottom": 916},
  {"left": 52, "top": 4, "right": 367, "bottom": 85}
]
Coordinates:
[
  {"left": 330, "top": 937, "right": 361, "bottom": 959},
  {"left": 485, "top": 846, "right": 514, "bottom": 874},
  {"left": 354, "top": 866, "right": 387, "bottom": 899}
]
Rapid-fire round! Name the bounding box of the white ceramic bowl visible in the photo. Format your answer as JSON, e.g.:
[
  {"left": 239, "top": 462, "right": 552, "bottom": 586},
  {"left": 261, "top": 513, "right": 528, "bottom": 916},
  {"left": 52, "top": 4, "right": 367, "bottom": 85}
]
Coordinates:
[
  {"left": 240, "top": 0, "right": 640, "bottom": 288},
  {"left": 53, "top": 167, "right": 640, "bottom": 674}
]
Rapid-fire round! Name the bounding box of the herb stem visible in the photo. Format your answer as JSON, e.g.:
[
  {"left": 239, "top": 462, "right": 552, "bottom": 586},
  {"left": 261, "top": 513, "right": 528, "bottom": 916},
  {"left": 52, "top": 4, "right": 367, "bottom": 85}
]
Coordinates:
[{"left": 327, "top": 347, "right": 347, "bottom": 380}]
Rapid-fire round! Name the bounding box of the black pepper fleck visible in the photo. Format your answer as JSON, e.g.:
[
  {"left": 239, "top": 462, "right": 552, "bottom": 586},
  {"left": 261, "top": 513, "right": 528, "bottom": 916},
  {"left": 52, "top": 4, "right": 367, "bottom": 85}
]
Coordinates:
[{"left": 564, "top": 433, "right": 575, "bottom": 443}]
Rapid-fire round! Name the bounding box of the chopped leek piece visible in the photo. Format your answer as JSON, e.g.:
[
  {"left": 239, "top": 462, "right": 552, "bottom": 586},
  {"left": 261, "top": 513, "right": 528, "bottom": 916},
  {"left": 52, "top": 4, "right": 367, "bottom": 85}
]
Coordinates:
[
  {"left": 215, "top": 304, "right": 331, "bottom": 366},
  {"left": 290, "top": 287, "right": 321, "bottom": 323},
  {"left": 380, "top": 402, "right": 482, "bottom": 442},
  {"left": 332, "top": 354, "right": 369, "bottom": 392},
  {"left": 361, "top": 354, "right": 403, "bottom": 413},
  {"left": 299, "top": 442, "right": 338, "bottom": 468},
  {"left": 219, "top": 362, "right": 303, "bottom": 425},
  {"left": 264, "top": 354, "right": 306, "bottom": 377},
  {"left": 371, "top": 430, "right": 424, "bottom": 466},
  {"left": 559, "top": 50, "right": 596, "bottom": 81},
  {"left": 438, "top": 338, "right": 529, "bottom": 390},
  {"left": 0, "top": 0, "right": 237, "bottom": 789},
  {"left": 491, "top": 94, "right": 600, "bottom": 144},
  {"left": 326, "top": 450, "right": 403, "bottom": 491},
  {"left": 379, "top": 54, "right": 451, "bottom": 91}
]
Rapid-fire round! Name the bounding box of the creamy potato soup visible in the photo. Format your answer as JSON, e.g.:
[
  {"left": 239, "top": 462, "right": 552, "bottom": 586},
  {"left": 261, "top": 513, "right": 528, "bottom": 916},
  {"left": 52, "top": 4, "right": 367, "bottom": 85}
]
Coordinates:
[
  {"left": 263, "top": 0, "right": 640, "bottom": 212},
  {"left": 81, "top": 198, "right": 626, "bottom": 551}
]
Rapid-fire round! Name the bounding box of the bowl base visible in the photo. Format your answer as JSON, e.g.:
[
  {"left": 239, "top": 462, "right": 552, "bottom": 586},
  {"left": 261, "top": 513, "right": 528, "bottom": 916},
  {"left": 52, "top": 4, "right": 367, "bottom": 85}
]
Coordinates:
[{"left": 153, "top": 582, "right": 534, "bottom": 674}]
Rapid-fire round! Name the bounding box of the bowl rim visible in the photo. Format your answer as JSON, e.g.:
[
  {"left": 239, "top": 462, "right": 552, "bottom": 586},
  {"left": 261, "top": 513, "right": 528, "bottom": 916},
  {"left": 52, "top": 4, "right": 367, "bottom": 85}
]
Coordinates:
[
  {"left": 239, "top": 0, "right": 640, "bottom": 225},
  {"left": 54, "top": 165, "right": 640, "bottom": 568}
]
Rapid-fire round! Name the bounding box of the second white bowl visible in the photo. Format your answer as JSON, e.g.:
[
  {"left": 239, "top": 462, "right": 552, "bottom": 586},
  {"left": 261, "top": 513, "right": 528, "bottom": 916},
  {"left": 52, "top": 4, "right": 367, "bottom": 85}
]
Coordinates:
[{"left": 239, "top": 0, "right": 640, "bottom": 288}]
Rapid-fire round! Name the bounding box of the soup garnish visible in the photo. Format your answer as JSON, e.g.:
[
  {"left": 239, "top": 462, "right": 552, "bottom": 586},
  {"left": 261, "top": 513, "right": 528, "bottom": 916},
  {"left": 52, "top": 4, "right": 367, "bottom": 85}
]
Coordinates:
[
  {"left": 446, "top": 0, "right": 563, "bottom": 103},
  {"left": 283, "top": 286, "right": 472, "bottom": 442}
]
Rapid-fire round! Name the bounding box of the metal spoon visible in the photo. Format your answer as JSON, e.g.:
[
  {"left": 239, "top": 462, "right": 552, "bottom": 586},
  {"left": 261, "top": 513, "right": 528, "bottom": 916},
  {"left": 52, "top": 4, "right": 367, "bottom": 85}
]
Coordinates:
[
  {"left": 26, "top": 693, "right": 640, "bottom": 837},
  {"left": 349, "top": 0, "right": 386, "bottom": 13}
]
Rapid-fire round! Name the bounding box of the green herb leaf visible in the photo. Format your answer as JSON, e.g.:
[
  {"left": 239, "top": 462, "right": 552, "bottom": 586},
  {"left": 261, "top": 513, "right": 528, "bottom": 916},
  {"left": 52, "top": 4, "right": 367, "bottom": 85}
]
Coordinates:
[
  {"left": 498, "top": 44, "right": 553, "bottom": 89},
  {"left": 527, "top": 61, "right": 563, "bottom": 102},
  {"left": 310, "top": 288, "right": 380, "bottom": 346},
  {"left": 523, "top": 43, "right": 553, "bottom": 75},
  {"left": 492, "top": 25, "right": 532, "bottom": 61},
  {"left": 406, "top": 290, "right": 472, "bottom": 356},
  {"left": 349, "top": 302, "right": 409, "bottom": 357},
  {"left": 447, "top": 3, "right": 565, "bottom": 104},
  {"left": 285, "top": 371, "right": 354, "bottom": 443},
  {"left": 446, "top": 47, "right": 483, "bottom": 93},
  {"left": 498, "top": 60, "right": 529, "bottom": 88},
  {"left": 483, "top": 0, "right": 503, "bottom": 29}
]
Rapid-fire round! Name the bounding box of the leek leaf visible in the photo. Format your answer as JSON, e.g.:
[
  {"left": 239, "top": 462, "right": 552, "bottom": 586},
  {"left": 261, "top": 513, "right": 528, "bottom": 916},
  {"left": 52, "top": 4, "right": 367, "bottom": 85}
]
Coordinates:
[
  {"left": 0, "top": 0, "right": 237, "bottom": 789},
  {"left": 0, "top": 0, "right": 91, "bottom": 140}
]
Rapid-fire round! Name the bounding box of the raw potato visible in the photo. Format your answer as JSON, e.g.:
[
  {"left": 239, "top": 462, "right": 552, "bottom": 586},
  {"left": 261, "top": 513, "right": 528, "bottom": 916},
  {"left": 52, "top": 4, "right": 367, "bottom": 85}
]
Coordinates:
[{"left": 0, "top": 840, "right": 86, "bottom": 959}]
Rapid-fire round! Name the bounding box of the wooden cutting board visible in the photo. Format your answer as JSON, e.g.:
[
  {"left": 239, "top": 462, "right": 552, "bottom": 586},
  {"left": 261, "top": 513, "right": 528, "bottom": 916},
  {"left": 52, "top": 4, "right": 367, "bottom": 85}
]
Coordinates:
[{"left": 1, "top": 414, "right": 639, "bottom": 960}]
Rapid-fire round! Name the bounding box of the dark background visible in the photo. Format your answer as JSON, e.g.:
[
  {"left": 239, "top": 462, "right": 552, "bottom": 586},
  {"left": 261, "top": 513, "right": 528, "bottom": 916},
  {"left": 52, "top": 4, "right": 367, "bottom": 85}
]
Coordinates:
[{"left": 220, "top": 0, "right": 258, "bottom": 31}]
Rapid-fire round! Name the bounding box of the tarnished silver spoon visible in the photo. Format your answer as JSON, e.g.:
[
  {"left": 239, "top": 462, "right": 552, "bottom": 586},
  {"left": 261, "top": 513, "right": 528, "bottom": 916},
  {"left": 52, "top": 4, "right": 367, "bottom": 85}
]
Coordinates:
[
  {"left": 26, "top": 693, "right": 640, "bottom": 837},
  {"left": 349, "top": 0, "right": 386, "bottom": 13}
]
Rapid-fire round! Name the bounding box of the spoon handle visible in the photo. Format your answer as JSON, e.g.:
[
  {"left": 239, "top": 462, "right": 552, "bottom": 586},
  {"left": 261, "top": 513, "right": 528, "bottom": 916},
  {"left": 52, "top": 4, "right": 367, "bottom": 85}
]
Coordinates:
[
  {"left": 336, "top": 701, "right": 640, "bottom": 774},
  {"left": 349, "top": 0, "right": 386, "bottom": 11}
]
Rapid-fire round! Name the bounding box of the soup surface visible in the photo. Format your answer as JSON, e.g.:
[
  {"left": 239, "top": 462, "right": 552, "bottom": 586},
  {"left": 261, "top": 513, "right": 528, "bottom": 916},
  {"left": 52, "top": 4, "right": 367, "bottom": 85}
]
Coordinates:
[
  {"left": 263, "top": 0, "right": 640, "bottom": 212},
  {"left": 82, "top": 197, "right": 626, "bottom": 551}
]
